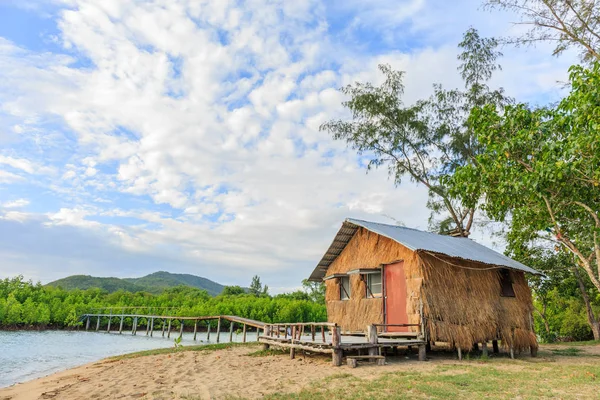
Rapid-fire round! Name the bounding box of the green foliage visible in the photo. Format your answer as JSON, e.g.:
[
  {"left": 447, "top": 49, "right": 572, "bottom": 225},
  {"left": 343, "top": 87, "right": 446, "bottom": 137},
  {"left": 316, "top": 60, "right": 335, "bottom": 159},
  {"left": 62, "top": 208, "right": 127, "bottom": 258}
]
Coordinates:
[
  {"left": 248, "top": 275, "right": 269, "bottom": 297},
  {"left": 46, "top": 271, "right": 225, "bottom": 296},
  {"left": 0, "top": 276, "right": 327, "bottom": 328},
  {"left": 221, "top": 286, "right": 246, "bottom": 296},
  {"left": 450, "top": 62, "right": 600, "bottom": 294},
  {"left": 321, "top": 29, "right": 508, "bottom": 234}
]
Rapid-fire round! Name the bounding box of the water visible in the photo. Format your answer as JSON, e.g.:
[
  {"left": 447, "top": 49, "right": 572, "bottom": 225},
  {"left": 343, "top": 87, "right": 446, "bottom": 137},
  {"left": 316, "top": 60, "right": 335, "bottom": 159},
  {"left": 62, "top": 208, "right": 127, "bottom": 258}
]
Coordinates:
[{"left": 0, "top": 330, "right": 257, "bottom": 388}]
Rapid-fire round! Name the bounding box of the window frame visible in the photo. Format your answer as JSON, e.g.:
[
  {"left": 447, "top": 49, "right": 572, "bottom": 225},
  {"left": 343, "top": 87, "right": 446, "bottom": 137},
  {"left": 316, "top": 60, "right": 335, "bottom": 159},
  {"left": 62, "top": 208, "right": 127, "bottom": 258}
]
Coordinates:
[
  {"left": 499, "top": 269, "right": 516, "bottom": 297},
  {"left": 339, "top": 276, "right": 351, "bottom": 300},
  {"left": 365, "top": 272, "right": 382, "bottom": 298}
]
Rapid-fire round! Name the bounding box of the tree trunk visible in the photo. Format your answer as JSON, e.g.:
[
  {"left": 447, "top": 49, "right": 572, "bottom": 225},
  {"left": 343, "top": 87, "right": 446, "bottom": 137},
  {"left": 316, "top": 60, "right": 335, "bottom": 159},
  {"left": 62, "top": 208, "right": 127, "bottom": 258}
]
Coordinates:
[{"left": 572, "top": 266, "right": 600, "bottom": 341}]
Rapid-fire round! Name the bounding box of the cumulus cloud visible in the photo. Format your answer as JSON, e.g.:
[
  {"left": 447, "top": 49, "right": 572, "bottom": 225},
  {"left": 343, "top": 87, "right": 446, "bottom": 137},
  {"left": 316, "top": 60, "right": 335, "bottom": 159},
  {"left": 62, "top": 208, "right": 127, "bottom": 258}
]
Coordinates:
[{"left": 0, "top": 0, "right": 578, "bottom": 289}]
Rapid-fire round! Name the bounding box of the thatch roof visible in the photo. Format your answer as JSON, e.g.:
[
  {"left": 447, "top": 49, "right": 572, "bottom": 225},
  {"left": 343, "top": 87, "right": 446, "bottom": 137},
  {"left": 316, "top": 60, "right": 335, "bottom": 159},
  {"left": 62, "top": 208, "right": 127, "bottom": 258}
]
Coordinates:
[{"left": 309, "top": 218, "right": 541, "bottom": 281}]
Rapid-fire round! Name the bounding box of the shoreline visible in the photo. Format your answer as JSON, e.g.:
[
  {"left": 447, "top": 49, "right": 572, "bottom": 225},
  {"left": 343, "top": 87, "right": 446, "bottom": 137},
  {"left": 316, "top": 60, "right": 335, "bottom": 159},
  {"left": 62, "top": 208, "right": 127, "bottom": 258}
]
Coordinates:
[{"left": 1, "top": 342, "right": 599, "bottom": 399}]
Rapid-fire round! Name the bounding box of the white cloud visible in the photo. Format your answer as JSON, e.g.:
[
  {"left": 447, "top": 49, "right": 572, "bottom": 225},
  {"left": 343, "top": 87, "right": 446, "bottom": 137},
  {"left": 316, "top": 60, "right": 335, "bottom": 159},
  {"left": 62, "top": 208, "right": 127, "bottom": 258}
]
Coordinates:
[
  {"left": 2, "top": 199, "right": 30, "bottom": 208},
  {"left": 0, "top": 0, "right": 579, "bottom": 289}
]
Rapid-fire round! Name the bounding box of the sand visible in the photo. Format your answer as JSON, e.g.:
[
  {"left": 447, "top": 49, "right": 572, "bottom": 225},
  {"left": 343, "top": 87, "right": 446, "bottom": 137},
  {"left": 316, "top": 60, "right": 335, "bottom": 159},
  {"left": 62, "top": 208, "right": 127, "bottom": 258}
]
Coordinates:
[{"left": 1, "top": 343, "right": 598, "bottom": 400}]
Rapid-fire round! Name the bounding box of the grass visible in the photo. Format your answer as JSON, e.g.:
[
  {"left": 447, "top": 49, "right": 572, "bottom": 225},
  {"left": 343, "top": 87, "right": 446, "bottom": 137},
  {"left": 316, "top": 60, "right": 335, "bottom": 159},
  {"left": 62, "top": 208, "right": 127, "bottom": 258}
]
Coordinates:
[
  {"left": 247, "top": 348, "right": 287, "bottom": 357},
  {"left": 260, "top": 358, "right": 600, "bottom": 400},
  {"left": 108, "top": 341, "right": 260, "bottom": 361},
  {"left": 550, "top": 347, "right": 584, "bottom": 356}
]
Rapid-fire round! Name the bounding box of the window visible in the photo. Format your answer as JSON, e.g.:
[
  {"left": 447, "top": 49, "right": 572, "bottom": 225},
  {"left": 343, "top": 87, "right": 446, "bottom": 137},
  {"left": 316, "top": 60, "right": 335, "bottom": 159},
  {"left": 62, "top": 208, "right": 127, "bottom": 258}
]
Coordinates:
[
  {"left": 366, "top": 272, "right": 382, "bottom": 298},
  {"left": 500, "top": 269, "right": 515, "bottom": 297},
  {"left": 340, "top": 276, "right": 351, "bottom": 300}
]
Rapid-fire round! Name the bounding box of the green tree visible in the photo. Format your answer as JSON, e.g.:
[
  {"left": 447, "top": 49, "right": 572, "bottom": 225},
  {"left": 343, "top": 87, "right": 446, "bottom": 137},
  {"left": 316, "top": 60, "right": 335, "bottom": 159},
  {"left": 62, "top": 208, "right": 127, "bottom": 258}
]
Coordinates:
[
  {"left": 450, "top": 62, "right": 600, "bottom": 338},
  {"left": 484, "top": 0, "right": 600, "bottom": 62},
  {"left": 248, "top": 275, "right": 268, "bottom": 296},
  {"left": 321, "top": 29, "right": 507, "bottom": 235},
  {"left": 301, "top": 279, "right": 325, "bottom": 304},
  {"left": 221, "top": 286, "right": 246, "bottom": 296}
]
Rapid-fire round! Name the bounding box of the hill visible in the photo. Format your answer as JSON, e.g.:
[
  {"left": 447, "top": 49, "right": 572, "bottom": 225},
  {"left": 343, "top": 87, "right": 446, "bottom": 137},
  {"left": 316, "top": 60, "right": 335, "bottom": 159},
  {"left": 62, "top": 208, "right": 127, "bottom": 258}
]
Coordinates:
[{"left": 46, "top": 271, "right": 225, "bottom": 296}]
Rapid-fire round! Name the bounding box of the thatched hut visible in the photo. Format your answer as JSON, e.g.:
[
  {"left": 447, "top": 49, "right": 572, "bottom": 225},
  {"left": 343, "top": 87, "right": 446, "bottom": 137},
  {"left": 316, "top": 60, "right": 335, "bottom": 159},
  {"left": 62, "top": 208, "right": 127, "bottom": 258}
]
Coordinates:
[{"left": 308, "top": 218, "right": 541, "bottom": 354}]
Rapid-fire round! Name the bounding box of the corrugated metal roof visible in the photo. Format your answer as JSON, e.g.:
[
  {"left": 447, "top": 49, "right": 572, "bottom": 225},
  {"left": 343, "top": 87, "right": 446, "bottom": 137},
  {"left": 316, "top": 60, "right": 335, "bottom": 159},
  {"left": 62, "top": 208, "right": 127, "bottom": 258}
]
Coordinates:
[{"left": 308, "top": 218, "right": 541, "bottom": 281}]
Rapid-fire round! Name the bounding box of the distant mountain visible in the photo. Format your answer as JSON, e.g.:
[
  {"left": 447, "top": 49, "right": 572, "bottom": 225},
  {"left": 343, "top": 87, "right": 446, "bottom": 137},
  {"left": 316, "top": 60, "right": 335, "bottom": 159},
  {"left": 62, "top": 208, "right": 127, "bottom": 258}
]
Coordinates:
[{"left": 46, "top": 271, "right": 225, "bottom": 296}]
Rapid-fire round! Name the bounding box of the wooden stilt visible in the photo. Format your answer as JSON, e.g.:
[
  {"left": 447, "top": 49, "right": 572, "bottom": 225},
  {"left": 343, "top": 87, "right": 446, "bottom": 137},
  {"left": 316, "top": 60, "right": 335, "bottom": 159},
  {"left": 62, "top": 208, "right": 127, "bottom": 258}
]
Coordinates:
[
  {"left": 119, "top": 316, "right": 124, "bottom": 334},
  {"left": 96, "top": 316, "right": 101, "bottom": 331},
  {"left": 85, "top": 316, "right": 90, "bottom": 331},
  {"left": 132, "top": 317, "right": 138, "bottom": 335},
  {"left": 146, "top": 318, "right": 150, "bottom": 335},
  {"left": 418, "top": 344, "right": 426, "bottom": 361},
  {"left": 262, "top": 326, "right": 271, "bottom": 350},
  {"left": 367, "top": 324, "right": 378, "bottom": 357},
  {"left": 457, "top": 347, "right": 463, "bottom": 361},
  {"left": 179, "top": 320, "right": 184, "bottom": 340},
  {"left": 531, "top": 345, "right": 538, "bottom": 357},
  {"left": 290, "top": 326, "right": 297, "bottom": 359},
  {"left": 492, "top": 340, "right": 499, "bottom": 354},
  {"left": 332, "top": 326, "right": 342, "bottom": 366},
  {"left": 482, "top": 342, "right": 488, "bottom": 357},
  {"left": 207, "top": 321, "right": 211, "bottom": 341},
  {"left": 107, "top": 316, "right": 112, "bottom": 333},
  {"left": 167, "top": 319, "right": 172, "bottom": 339},
  {"left": 193, "top": 320, "right": 198, "bottom": 341},
  {"left": 256, "top": 327, "right": 260, "bottom": 342},
  {"left": 321, "top": 325, "right": 326, "bottom": 343},
  {"left": 311, "top": 325, "right": 315, "bottom": 341},
  {"left": 150, "top": 318, "right": 154, "bottom": 337},
  {"left": 242, "top": 324, "right": 247, "bottom": 343},
  {"left": 229, "top": 322, "right": 234, "bottom": 343},
  {"left": 161, "top": 319, "right": 166, "bottom": 337},
  {"left": 216, "top": 317, "right": 221, "bottom": 343}
]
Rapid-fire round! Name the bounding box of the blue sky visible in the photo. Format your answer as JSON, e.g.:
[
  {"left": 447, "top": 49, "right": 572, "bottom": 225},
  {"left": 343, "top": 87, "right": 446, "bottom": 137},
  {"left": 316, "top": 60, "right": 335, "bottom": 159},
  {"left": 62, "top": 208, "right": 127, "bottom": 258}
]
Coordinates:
[{"left": 0, "top": 0, "right": 577, "bottom": 292}]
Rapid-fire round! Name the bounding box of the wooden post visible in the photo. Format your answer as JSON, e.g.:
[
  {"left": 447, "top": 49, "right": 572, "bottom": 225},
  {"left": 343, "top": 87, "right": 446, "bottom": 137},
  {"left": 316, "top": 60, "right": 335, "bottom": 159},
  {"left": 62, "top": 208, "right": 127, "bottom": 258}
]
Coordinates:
[
  {"left": 332, "top": 325, "right": 342, "bottom": 366},
  {"left": 107, "top": 316, "right": 112, "bottom": 333},
  {"left": 150, "top": 318, "right": 154, "bottom": 337},
  {"left": 284, "top": 325, "right": 288, "bottom": 339},
  {"left": 146, "top": 317, "right": 150, "bottom": 335},
  {"left": 133, "top": 317, "right": 138, "bottom": 335},
  {"left": 193, "top": 320, "right": 198, "bottom": 341},
  {"left": 85, "top": 316, "right": 90, "bottom": 331},
  {"left": 179, "top": 320, "right": 184, "bottom": 340},
  {"left": 207, "top": 321, "right": 211, "bottom": 341},
  {"left": 161, "top": 319, "right": 166, "bottom": 337},
  {"left": 167, "top": 319, "right": 172, "bottom": 338},
  {"left": 276, "top": 325, "right": 280, "bottom": 338},
  {"left": 311, "top": 325, "right": 315, "bottom": 342},
  {"left": 229, "top": 321, "right": 234, "bottom": 342},
  {"left": 492, "top": 340, "right": 499, "bottom": 354},
  {"left": 482, "top": 342, "right": 488, "bottom": 357},
  {"left": 321, "top": 325, "right": 326, "bottom": 343},
  {"left": 457, "top": 347, "right": 462, "bottom": 361},
  {"left": 290, "top": 325, "right": 296, "bottom": 359},
  {"left": 531, "top": 345, "right": 538, "bottom": 358},
  {"left": 367, "top": 324, "right": 378, "bottom": 356},
  {"left": 216, "top": 317, "right": 222, "bottom": 343},
  {"left": 119, "top": 316, "right": 124, "bottom": 334},
  {"left": 96, "top": 316, "right": 101, "bottom": 331},
  {"left": 418, "top": 344, "right": 426, "bottom": 361},
  {"left": 256, "top": 327, "right": 260, "bottom": 342},
  {"left": 242, "top": 324, "right": 247, "bottom": 343},
  {"left": 262, "top": 325, "right": 271, "bottom": 350}
]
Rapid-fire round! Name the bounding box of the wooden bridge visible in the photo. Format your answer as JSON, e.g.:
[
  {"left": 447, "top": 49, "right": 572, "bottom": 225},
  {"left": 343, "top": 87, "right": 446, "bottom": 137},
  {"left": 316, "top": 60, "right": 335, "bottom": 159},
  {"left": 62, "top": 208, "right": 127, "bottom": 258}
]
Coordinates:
[
  {"left": 81, "top": 311, "right": 426, "bottom": 366},
  {"left": 81, "top": 312, "right": 265, "bottom": 343}
]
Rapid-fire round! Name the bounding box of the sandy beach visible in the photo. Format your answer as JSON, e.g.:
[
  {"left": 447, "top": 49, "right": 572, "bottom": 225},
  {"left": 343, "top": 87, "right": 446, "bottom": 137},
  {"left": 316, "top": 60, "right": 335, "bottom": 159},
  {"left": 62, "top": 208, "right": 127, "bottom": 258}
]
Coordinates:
[{"left": 1, "top": 343, "right": 599, "bottom": 400}]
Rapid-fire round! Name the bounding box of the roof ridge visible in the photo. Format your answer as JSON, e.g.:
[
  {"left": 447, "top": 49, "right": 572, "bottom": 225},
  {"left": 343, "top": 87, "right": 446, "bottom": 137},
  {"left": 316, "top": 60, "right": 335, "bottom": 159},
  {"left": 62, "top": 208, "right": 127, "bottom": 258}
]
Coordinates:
[{"left": 345, "top": 217, "right": 470, "bottom": 238}]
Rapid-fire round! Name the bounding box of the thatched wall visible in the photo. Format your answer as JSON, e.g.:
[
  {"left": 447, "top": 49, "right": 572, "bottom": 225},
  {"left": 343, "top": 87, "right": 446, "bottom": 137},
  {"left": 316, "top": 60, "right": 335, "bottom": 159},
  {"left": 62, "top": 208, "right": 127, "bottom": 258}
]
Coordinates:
[
  {"left": 325, "top": 227, "right": 421, "bottom": 332},
  {"left": 418, "top": 252, "right": 537, "bottom": 352}
]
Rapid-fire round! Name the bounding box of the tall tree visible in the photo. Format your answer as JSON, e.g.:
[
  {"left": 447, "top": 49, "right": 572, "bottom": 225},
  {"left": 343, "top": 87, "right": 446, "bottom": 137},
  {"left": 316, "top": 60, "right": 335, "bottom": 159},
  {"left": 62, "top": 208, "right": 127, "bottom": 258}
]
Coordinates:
[
  {"left": 321, "top": 29, "right": 507, "bottom": 235},
  {"left": 485, "top": 0, "right": 600, "bottom": 62},
  {"left": 450, "top": 63, "right": 600, "bottom": 331}
]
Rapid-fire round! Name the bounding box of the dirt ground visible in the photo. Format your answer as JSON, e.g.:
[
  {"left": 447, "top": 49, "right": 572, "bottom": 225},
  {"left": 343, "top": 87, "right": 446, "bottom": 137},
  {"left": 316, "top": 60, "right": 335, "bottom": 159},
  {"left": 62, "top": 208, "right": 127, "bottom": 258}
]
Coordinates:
[{"left": 1, "top": 343, "right": 598, "bottom": 400}]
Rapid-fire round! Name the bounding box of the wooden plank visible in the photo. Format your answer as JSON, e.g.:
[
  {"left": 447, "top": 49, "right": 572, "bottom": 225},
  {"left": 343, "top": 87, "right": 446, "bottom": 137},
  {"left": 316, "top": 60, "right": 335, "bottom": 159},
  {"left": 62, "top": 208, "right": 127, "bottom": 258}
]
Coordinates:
[
  {"left": 258, "top": 338, "right": 333, "bottom": 354},
  {"left": 346, "top": 355, "right": 385, "bottom": 359}
]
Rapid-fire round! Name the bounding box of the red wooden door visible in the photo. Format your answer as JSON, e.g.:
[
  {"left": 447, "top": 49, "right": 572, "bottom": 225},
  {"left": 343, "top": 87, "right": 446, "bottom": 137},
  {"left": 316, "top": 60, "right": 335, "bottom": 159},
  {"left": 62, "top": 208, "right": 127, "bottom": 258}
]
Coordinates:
[{"left": 384, "top": 261, "right": 409, "bottom": 332}]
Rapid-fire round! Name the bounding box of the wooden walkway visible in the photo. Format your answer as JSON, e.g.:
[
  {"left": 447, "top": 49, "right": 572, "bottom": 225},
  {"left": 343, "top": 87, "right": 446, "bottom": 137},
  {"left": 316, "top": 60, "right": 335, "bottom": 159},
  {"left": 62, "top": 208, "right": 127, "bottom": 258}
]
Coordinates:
[
  {"left": 81, "top": 313, "right": 264, "bottom": 343},
  {"left": 81, "top": 312, "right": 426, "bottom": 366}
]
